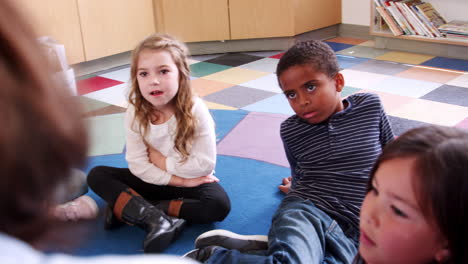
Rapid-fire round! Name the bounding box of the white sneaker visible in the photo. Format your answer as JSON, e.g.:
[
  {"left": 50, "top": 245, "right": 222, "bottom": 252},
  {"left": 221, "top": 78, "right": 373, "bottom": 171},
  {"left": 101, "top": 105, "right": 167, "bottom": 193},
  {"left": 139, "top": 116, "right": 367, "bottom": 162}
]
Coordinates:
[
  {"left": 195, "top": 229, "right": 268, "bottom": 252},
  {"left": 53, "top": 195, "right": 98, "bottom": 221}
]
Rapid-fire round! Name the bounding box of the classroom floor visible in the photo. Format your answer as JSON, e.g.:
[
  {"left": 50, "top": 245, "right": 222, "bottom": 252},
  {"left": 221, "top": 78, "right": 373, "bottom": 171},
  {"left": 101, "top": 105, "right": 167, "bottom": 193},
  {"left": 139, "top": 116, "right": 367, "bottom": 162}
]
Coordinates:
[
  {"left": 78, "top": 36, "right": 468, "bottom": 158},
  {"left": 71, "top": 36, "right": 468, "bottom": 256},
  {"left": 78, "top": 37, "right": 468, "bottom": 153}
]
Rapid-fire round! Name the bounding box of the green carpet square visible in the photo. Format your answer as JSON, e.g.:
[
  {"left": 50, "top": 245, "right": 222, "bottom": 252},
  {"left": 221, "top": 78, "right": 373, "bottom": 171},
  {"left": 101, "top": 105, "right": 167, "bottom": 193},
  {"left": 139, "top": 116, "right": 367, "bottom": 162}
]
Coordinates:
[{"left": 190, "top": 62, "right": 232, "bottom": 78}]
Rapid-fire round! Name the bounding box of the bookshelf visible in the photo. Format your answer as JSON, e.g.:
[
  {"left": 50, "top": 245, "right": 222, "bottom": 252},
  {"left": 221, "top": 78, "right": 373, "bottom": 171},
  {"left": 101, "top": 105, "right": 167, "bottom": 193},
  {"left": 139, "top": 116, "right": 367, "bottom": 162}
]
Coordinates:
[{"left": 370, "top": 0, "right": 468, "bottom": 47}]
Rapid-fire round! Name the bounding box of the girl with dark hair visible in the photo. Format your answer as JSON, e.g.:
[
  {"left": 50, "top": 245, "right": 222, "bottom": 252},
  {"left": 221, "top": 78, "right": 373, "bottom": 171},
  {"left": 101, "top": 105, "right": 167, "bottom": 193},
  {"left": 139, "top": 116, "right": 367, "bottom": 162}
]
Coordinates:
[
  {"left": 357, "top": 125, "right": 468, "bottom": 264},
  {"left": 186, "top": 126, "right": 468, "bottom": 264}
]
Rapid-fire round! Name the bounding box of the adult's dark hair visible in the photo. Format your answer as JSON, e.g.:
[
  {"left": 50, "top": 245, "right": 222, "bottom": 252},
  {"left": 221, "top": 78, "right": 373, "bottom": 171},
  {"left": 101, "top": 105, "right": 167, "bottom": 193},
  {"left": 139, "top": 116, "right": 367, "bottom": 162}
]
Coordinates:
[
  {"left": 276, "top": 40, "right": 340, "bottom": 86},
  {"left": 0, "top": 0, "right": 88, "bottom": 244},
  {"left": 368, "top": 125, "right": 468, "bottom": 264}
]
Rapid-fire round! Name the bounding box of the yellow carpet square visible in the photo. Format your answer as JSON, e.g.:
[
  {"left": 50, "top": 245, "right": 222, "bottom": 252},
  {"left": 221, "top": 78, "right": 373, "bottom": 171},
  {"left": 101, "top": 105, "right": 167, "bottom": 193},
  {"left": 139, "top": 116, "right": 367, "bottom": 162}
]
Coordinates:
[
  {"left": 203, "top": 100, "right": 237, "bottom": 110},
  {"left": 375, "top": 51, "right": 434, "bottom": 65},
  {"left": 202, "top": 67, "right": 269, "bottom": 85}
]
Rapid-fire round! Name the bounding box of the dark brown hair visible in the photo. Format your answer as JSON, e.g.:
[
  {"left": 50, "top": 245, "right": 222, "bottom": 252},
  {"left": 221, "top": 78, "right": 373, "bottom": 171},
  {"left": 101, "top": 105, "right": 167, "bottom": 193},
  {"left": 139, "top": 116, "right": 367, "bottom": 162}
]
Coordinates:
[
  {"left": 368, "top": 125, "right": 468, "bottom": 264},
  {"left": 0, "top": 0, "right": 88, "bottom": 243},
  {"left": 276, "top": 40, "right": 340, "bottom": 85}
]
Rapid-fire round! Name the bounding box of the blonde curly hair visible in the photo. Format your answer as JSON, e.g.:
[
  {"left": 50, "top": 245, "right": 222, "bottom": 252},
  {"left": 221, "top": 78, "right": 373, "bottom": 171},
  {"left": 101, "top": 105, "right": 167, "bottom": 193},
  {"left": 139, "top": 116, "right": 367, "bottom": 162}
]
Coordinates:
[{"left": 128, "top": 33, "right": 195, "bottom": 162}]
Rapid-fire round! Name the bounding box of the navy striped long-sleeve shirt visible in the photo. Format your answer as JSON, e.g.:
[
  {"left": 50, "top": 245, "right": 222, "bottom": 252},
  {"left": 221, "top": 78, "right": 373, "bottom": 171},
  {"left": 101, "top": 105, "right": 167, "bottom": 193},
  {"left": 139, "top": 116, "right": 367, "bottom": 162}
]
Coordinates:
[{"left": 281, "top": 93, "right": 394, "bottom": 231}]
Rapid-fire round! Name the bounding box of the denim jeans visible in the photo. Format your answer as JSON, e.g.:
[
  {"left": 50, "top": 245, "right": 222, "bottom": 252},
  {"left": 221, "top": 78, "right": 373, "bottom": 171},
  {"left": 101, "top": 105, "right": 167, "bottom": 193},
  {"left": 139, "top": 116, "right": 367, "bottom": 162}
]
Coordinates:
[{"left": 206, "top": 196, "right": 358, "bottom": 264}]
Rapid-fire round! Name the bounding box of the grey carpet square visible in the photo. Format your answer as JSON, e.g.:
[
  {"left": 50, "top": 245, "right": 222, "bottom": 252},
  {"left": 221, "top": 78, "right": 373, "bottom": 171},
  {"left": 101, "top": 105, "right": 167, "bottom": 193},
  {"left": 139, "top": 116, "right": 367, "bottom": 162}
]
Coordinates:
[
  {"left": 244, "top": 50, "right": 284, "bottom": 57},
  {"left": 388, "top": 116, "right": 430, "bottom": 136},
  {"left": 204, "top": 53, "right": 264, "bottom": 67},
  {"left": 203, "top": 85, "right": 277, "bottom": 108},
  {"left": 350, "top": 59, "right": 411, "bottom": 75},
  {"left": 190, "top": 53, "right": 225, "bottom": 61},
  {"left": 420, "top": 85, "right": 468, "bottom": 107}
]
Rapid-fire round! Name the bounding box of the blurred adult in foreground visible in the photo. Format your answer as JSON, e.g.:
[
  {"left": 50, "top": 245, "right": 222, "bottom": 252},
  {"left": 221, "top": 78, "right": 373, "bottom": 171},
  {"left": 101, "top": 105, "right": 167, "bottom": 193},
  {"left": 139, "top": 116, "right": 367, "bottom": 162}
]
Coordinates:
[{"left": 0, "top": 0, "right": 195, "bottom": 263}]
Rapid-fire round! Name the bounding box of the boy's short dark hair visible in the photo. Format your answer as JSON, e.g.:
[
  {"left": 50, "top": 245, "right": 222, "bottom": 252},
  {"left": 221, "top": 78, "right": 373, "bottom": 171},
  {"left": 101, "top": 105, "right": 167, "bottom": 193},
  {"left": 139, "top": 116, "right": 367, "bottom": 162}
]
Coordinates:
[{"left": 276, "top": 40, "right": 340, "bottom": 81}]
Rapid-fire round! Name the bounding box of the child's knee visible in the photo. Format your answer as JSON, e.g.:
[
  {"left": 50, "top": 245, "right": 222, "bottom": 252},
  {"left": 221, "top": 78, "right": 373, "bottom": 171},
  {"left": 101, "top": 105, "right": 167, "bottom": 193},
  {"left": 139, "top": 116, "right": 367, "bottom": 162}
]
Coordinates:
[
  {"left": 199, "top": 199, "right": 231, "bottom": 223},
  {"left": 86, "top": 166, "right": 107, "bottom": 188}
]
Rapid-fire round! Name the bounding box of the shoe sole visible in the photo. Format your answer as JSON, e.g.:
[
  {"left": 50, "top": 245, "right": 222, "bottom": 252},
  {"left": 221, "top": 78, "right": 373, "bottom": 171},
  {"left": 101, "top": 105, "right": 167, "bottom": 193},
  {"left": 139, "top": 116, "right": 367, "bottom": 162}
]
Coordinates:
[
  {"left": 181, "top": 248, "right": 198, "bottom": 258},
  {"left": 195, "top": 229, "right": 268, "bottom": 252},
  {"left": 144, "top": 219, "right": 186, "bottom": 253},
  {"left": 104, "top": 206, "right": 125, "bottom": 230}
]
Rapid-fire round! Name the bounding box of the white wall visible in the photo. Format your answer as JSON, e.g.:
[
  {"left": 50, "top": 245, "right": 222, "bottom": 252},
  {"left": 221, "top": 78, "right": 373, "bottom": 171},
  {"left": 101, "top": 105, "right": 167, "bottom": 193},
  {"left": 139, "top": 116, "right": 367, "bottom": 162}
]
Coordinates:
[
  {"left": 342, "top": 0, "right": 370, "bottom": 26},
  {"left": 342, "top": 0, "right": 468, "bottom": 26},
  {"left": 429, "top": 0, "right": 467, "bottom": 21}
]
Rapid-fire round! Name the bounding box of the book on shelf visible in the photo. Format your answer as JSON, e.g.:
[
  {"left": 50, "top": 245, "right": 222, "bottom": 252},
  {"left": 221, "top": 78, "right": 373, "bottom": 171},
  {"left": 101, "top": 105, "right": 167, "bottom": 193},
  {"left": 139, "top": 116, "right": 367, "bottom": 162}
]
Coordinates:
[
  {"left": 414, "top": 2, "right": 447, "bottom": 29},
  {"left": 410, "top": 4, "right": 442, "bottom": 37},
  {"left": 374, "top": 1, "right": 448, "bottom": 38},
  {"left": 391, "top": 1, "right": 416, "bottom": 34},
  {"left": 444, "top": 33, "right": 468, "bottom": 40},
  {"left": 394, "top": 1, "right": 424, "bottom": 36},
  {"left": 375, "top": 6, "right": 403, "bottom": 36},
  {"left": 374, "top": 0, "right": 383, "bottom": 7},
  {"left": 438, "top": 20, "right": 468, "bottom": 36},
  {"left": 383, "top": 1, "right": 412, "bottom": 35},
  {"left": 399, "top": 0, "right": 435, "bottom": 37}
]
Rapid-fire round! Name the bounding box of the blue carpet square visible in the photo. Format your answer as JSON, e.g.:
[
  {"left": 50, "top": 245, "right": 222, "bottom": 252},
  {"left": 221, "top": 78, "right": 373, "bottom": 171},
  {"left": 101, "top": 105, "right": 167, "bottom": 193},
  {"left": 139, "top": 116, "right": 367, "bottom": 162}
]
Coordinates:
[
  {"left": 337, "top": 55, "right": 369, "bottom": 69},
  {"left": 420, "top": 57, "right": 468, "bottom": 72},
  {"left": 341, "top": 86, "right": 361, "bottom": 98},
  {"left": 211, "top": 109, "right": 249, "bottom": 141},
  {"left": 324, "top": 41, "right": 354, "bottom": 52},
  {"left": 242, "top": 94, "right": 295, "bottom": 115}
]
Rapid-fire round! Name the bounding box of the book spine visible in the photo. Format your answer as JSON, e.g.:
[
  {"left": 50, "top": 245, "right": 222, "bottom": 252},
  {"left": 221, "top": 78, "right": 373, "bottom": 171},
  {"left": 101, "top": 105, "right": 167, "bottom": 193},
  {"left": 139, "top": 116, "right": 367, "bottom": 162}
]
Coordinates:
[
  {"left": 402, "top": 2, "right": 433, "bottom": 37},
  {"left": 386, "top": 1, "right": 411, "bottom": 35},
  {"left": 396, "top": 2, "right": 423, "bottom": 35},
  {"left": 376, "top": 6, "right": 403, "bottom": 36},
  {"left": 411, "top": 5, "right": 441, "bottom": 37},
  {"left": 416, "top": 3, "right": 447, "bottom": 28},
  {"left": 391, "top": 1, "right": 416, "bottom": 35}
]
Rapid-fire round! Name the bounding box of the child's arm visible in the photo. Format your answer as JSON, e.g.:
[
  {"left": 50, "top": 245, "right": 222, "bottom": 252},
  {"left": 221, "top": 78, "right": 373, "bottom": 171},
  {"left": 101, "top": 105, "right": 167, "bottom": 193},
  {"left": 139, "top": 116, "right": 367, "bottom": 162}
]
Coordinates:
[
  {"left": 126, "top": 106, "right": 217, "bottom": 187},
  {"left": 125, "top": 107, "right": 173, "bottom": 185},
  {"left": 168, "top": 173, "right": 219, "bottom": 187},
  {"left": 147, "top": 144, "right": 167, "bottom": 170},
  {"left": 147, "top": 138, "right": 219, "bottom": 187},
  {"left": 164, "top": 98, "right": 217, "bottom": 178},
  {"left": 279, "top": 122, "right": 298, "bottom": 194},
  {"left": 379, "top": 104, "right": 395, "bottom": 146}
]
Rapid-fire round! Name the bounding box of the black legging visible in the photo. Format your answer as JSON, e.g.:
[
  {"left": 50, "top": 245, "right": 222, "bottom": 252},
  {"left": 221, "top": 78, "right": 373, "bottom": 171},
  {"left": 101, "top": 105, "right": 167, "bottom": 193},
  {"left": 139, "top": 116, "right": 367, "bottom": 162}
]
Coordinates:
[{"left": 87, "top": 166, "right": 231, "bottom": 224}]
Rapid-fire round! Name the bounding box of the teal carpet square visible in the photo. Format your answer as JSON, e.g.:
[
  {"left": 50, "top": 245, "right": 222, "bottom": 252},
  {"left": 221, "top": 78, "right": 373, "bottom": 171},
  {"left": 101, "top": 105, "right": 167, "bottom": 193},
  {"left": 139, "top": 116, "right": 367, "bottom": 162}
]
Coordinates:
[{"left": 190, "top": 62, "right": 232, "bottom": 78}]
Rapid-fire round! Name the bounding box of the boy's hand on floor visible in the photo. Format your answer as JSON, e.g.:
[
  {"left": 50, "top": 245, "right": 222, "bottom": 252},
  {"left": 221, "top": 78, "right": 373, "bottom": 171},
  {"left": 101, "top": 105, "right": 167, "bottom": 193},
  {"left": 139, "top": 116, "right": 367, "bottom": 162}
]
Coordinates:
[{"left": 279, "top": 176, "right": 292, "bottom": 194}]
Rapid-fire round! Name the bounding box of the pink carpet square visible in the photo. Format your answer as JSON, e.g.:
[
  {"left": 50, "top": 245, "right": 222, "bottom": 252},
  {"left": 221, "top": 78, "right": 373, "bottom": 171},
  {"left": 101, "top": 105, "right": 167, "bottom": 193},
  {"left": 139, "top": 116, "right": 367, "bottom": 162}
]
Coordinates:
[
  {"left": 217, "top": 112, "right": 289, "bottom": 167},
  {"left": 357, "top": 90, "right": 416, "bottom": 114},
  {"left": 456, "top": 118, "right": 468, "bottom": 131},
  {"left": 77, "top": 76, "right": 124, "bottom": 95}
]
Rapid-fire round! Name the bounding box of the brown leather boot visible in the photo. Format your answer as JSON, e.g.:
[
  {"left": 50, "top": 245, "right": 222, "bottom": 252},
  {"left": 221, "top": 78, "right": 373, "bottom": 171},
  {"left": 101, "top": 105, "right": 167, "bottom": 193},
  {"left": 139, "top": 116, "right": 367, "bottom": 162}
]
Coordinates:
[
  {"left": 106, "top": 198, "right": 185, "bottom": 229},
  {"left": 153, "top": 198, "right": 184, "bottom": 217},
  {"left": 113, "top": 189, "right": 186, "bottom": 253}
]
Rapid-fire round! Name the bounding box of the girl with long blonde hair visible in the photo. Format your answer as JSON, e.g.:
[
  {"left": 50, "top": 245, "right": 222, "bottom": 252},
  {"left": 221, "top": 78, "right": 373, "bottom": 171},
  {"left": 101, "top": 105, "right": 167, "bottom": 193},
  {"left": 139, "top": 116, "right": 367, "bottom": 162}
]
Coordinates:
[{"left": 87, "top": 34, "right": 230, "bottom": 253}]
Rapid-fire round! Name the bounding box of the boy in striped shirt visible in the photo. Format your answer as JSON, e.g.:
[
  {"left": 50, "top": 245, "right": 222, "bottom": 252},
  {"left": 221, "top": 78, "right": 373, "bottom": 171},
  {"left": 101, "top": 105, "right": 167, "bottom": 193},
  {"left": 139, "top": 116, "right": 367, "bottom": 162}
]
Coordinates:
[{"left": 185, "top": 40, "right": 394, "bottom": 264}]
